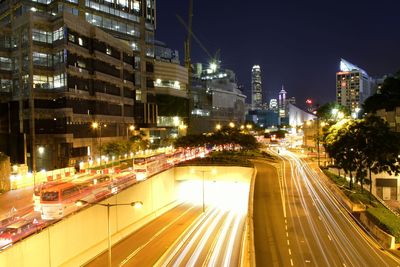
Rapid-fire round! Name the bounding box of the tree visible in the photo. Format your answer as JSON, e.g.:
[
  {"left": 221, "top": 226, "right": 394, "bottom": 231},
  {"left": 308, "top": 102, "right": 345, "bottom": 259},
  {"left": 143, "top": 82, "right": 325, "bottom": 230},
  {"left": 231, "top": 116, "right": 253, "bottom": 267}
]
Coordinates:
[
  {"left": 324, "top": 120, "right": 359, "bottom": 189},
  {"left": 129, "top": 130, "right": 149, "bottom": 151},
  {"left": 102, "top": 140, "right": 128, "bottom": 157},
  {"left": 358, "top": 116, "right": 400, "bottom": 198},
  {"left": 363, "top": 71, "right": 400, "bottom": 113},
  {"left": 317, "top": 102, "right": 350, "bottom": 122},
  {"left": 323, "top": 115, "right": 400, "bottom": 192},
  {"left": 174, "top": 126, "right": 259, "bottom": 151}
]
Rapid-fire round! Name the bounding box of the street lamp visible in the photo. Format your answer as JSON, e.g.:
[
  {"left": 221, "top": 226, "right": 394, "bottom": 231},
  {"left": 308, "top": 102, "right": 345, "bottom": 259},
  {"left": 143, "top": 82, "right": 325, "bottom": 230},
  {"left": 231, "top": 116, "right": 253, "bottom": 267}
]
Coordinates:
[
  {"left": 76, "top": 200, "right": 143, "bottom": 267},
  {"left": 92, "top": 122, "right": 106, "bottom": 167},
  {"left": 127, "top": 125, "right": 135, "bottom": 140},
  {"left": 215, "top": 123, "right": 221, "bottom": 131},
  {"left": 190, "top": 169, "right": 217, "bottom": 213}
]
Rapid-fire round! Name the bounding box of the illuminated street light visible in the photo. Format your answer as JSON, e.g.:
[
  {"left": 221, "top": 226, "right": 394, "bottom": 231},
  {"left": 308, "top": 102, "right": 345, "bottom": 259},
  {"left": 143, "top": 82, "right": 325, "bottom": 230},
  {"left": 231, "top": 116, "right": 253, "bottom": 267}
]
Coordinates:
[
  {"left": 76, "top": 200, "right": 143, "bottom": 267},
  {"left": 229, "top": 122, "right": 235, "bottom": 128},
  {"left": 190, "top": 169, "right": 217, "bottom": 213},
  {"left": 92, "top": 122, "right": 99, "bottom": 129},
  {"left": 38, "top": 146, "right": 45, "bottom": 155},
  {"left": 215, "top": 124, "right": 221, "bottom": 130},
  {"left": 127, "top": 125, "right": 135, "bottom": 140},
  {"left": 92, "top": 122, "right": 106, "bottom": 167}
]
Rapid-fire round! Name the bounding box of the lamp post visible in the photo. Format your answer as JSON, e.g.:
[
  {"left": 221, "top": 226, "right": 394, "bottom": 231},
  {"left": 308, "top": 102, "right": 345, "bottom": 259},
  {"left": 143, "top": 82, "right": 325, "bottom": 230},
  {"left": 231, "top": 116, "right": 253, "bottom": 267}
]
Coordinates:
[
  {"left": 76, "top": 200, "right": 143, "bottom": 267},
  {"left": 92, "top": 122, "right": 106, "bottom": 167},
  {"left": 190, "top": 169, "right": 216, "bottom": 213},
  {"left": 126, "top": 125, "right": 135, "bottom": 140}
]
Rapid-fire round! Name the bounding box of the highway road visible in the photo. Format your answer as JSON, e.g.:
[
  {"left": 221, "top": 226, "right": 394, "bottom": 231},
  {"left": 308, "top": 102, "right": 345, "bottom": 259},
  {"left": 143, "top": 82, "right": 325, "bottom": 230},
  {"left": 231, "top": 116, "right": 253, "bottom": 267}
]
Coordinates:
[
  {"left": 253, "top": 148, "right": 400, "bottom": 267},
  {"left": 159, "top": 181, "right": 248, "bottom": 267},
  {"left": 85, "top": 180, "right": 249, "bottom": 267}
]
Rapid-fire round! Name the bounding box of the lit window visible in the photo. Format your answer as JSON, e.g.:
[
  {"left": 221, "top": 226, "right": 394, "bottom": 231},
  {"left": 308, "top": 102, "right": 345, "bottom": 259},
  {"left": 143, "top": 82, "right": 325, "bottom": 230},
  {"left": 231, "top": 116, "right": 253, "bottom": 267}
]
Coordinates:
[
  {"left": 68, "top": 34, "right": 75, "bottom": 42},
  {"left": 78, "top": 37, "right": 83, "bottom": 46},
  {"left": 106, "top": 48, "right": 112, "bottom": 55}
]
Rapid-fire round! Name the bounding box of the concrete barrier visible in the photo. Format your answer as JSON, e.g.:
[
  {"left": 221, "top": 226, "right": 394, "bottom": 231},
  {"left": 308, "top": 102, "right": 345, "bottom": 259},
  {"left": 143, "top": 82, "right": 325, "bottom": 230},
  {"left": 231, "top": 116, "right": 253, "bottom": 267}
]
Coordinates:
[
  {"left": 240, "top": 168, "right": 257, "bottom": 267},
  {"left": 360, "top": 212, "right": 395, "bottom": 249}
]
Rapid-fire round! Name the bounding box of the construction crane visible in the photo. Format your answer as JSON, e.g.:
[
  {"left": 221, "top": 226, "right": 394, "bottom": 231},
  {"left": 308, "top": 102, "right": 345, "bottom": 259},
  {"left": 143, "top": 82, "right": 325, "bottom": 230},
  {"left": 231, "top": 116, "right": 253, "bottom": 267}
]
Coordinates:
[{"left": 178, "top": 0, "right": 221, "bottom": 131}]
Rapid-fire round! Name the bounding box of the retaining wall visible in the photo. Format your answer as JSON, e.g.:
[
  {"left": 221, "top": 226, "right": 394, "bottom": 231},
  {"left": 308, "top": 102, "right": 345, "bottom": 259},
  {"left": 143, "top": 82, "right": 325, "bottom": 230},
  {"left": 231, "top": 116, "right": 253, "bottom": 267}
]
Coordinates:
[{"left": 360, "top": 212, "right": 395, "bottom": 249}]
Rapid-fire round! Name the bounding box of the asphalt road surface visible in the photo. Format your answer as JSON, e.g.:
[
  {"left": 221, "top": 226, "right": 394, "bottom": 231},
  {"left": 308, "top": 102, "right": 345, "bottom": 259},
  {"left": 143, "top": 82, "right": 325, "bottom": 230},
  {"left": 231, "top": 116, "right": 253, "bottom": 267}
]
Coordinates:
[
  {"left": 85, "top": 180, "right": 249, "bottom": 267},
  {"left": 253, "top": 149, "right": 400, "bottom": 267}
]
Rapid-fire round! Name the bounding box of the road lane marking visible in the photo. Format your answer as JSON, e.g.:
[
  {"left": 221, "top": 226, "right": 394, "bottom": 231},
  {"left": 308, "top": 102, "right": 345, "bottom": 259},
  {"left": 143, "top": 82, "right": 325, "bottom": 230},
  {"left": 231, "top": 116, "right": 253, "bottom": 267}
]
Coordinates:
[
  {"left": 287, "top": 239, "right": 290, "bottom": 246},
  {"left": 290, "top": 259, "right": 294, "bottom": 266},
  {"left": 328, "top": 235, "right": 332, "bottom": 241},
  {"left": 288, "top": 248, "right": 291, "bottom": 255},
  {"left": 119, "top": 206, "right": 198, "bottom": 266}
]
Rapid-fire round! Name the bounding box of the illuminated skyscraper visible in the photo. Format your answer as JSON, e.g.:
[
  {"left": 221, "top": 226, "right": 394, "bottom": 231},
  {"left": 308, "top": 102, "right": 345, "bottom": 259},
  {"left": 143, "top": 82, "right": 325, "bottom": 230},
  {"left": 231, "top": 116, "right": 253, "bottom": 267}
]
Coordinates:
[
  {"left": 251, "top": 65, "right": 262, "bottom": 109},
  {"left": 269, "top": 99, "right": 278, "bottom": 111},
  {"left": 336, "top": 58, "right": 372, "bottom": 112},
  {"left": 278, "top": 85, "right": 287, "bottom": 118}
]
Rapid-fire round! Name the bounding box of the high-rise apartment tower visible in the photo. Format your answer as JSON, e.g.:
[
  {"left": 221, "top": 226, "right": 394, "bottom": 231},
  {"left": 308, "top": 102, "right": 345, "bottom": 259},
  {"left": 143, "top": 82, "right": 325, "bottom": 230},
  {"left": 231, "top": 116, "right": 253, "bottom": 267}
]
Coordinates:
[
  {"left": 251, "top": 65, "right": 262, "bottom": 110},
  {"left": 336, "top": 59, "right": 371, "bottom": 112}
]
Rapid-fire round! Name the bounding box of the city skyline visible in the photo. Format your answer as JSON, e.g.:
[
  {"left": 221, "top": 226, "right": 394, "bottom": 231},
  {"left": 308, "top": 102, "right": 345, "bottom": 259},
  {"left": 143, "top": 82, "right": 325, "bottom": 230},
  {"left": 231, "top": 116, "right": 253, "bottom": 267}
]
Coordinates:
[{"left": 156, "top": 0, "right": 400, "bottom": 108}]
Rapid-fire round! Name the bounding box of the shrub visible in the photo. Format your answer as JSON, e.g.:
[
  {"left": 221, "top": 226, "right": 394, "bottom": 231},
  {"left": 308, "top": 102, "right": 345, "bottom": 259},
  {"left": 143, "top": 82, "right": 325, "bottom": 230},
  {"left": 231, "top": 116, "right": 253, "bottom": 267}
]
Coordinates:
[{"left": 367, "top": 207, "right": 400, "bottom": 242}]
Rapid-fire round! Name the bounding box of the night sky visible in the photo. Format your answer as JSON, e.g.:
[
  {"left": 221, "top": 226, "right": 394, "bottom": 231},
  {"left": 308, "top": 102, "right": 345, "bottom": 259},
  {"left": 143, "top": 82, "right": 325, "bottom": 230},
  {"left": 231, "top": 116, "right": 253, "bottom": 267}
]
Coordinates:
[{"left": 156, "top": 0, "right": 400, "bottom": 109}]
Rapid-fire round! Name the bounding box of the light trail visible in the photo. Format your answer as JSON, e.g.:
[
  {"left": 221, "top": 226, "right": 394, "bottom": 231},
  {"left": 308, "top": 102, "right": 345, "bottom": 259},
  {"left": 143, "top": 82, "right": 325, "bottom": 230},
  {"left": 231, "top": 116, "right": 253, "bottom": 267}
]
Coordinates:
[
  {"left": 276, "top": 148, "right": 400, "bottom": 266},
  {"left": 158, "top": 181, "right": 249, "bottom": 266}
]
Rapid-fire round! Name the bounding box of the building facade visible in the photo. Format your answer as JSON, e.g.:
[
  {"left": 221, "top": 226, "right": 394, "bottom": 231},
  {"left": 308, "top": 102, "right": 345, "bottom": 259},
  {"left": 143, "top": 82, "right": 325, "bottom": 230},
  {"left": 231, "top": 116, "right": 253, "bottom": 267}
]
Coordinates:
[
  {"left": 153, "top": 41, "right": 188, "bottom": 142},
  {"left": 189, "top": 62, "right": 246, "bottom": 134},
  {"left": 0, "top": 0, "right": 156, "bottom": 170},
  {"left": 278, "top": 85, "right": 287, "bottom": 118},
  {"left": 336, "top": 58, "right": 372, "bottom": 112},
  {"left": 251, "top": 65, "right": 262, "bottom": 110}
]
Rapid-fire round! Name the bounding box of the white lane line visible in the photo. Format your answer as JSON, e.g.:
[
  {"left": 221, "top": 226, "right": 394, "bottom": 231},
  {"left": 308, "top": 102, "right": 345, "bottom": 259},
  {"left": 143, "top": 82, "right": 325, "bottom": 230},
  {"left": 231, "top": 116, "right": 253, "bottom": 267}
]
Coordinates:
[
  {"left": 288, "top": 248, "right": 291, "bottom": 255},
  {"left": 222, "top": 212, "right": 243, "bottom": 267},
  {"left": 119, "top": 206, "right": 197, "bottom": 266},
  {"left": 172, "top": 209, "right": 220, "bottom": 267},
  {"left": 285, "top": 225, "right": 288, "bottom": 231},
  {"left": 290, "top": 258, "right": 294, "bottom": 266},
  {"left": 328, "top": 235, "right": 332, "bottom": 241},
  {"left": 208, "top": 211, "right": 235, "bottom": 266},
  {"left": 186, "top": 210, "right": 225, "bottom": 266},
  {"left": 287, "top": 239, "right": 290, "bottom": 246},
  {"left": 286, "top": 232, "right": 289, "bottom": 237}
]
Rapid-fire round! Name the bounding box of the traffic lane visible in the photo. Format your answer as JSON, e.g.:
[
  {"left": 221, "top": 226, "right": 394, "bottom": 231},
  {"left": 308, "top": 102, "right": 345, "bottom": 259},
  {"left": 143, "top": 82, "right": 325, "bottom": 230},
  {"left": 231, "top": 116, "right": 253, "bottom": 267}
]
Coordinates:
[
  {"left": 84, "top": 203, "right": 202, "bottom": 267},
  {"left": 298, "top": 157, "right": 400, "bottom": 266},
  {"left": 0, "top": 186, "right": 34, "bottom": 222},
  {"left": 253, "top": 160, "right": 291, "bottom": 267},
  {"left": 281, "top": 151, "right": 400, "bottom": 266},
  {"left": 283, "top": 156, "right": 347, "bottom": 266},
  {"left": 167, "top": 209, "right": 229, "bottom": 266}
]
